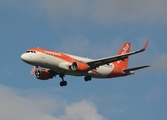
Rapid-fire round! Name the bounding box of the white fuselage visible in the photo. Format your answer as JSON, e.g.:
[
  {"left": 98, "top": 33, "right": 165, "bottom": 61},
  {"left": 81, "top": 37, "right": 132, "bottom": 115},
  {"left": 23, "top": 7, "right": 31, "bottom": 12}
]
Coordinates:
[
  {"left": 21, "top": 51, "right": 116, "bottom": 78},
  {"left": 21, "top": 41, "right": 149, "bottom": 86}
]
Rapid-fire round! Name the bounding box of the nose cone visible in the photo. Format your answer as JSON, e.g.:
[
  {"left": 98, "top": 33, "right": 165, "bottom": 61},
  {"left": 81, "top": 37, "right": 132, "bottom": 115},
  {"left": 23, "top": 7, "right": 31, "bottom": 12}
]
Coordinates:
[
  {"left": 21, "top": 53, "right": 27, "bottom": 61},
  {"left": 21, "top": 53, "right": 35, "bottom": 65},
  {"left": 21, "top": 53, "right": 31, "bottom": 64}
]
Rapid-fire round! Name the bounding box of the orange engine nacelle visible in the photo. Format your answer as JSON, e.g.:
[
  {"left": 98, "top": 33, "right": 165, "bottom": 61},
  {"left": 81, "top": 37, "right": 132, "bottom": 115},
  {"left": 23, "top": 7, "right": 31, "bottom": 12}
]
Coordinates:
[
  {"left": 34, "top": 69, "right": 53, "bottom": 80},
  {"left": 71, "top": 62, "right": 89, "bottom": 71}
]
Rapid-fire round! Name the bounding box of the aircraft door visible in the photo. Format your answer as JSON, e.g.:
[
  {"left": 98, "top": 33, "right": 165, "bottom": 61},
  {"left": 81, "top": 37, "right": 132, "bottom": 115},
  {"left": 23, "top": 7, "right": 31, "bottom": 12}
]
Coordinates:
[{"left": 41, "top": 53, "right": 48, "bottom": 65}]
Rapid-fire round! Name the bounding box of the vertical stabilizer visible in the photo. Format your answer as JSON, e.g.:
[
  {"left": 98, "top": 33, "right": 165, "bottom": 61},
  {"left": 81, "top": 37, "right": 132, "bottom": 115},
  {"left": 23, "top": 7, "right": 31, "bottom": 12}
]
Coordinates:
[{"left": 113, "top": 42, "right": 131, "bottom": 69}]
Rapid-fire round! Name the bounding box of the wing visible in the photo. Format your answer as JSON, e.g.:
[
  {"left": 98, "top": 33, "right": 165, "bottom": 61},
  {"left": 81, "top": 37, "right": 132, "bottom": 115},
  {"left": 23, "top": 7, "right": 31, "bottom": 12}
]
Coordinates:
[{"left": 87, "top": 41, "right": 149, "bottom": 69}]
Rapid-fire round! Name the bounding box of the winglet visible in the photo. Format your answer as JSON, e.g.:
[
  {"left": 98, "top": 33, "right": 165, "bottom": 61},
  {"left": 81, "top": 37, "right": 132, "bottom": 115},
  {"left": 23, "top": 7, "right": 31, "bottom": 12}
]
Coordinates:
[{"left": 143, "top": 41, "right": 149, "bottom": 50}]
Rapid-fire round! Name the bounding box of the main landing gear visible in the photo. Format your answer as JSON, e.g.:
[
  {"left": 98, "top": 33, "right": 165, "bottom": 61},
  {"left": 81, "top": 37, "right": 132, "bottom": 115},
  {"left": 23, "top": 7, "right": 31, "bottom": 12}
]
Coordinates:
[
  {"left": 84, "top": 76, "right": 92, "bottom": 81},
  {"left": 59, "top": 75, "right": 92, "bottom": 87},
  {"left": 59, "top": 74, "right": 67, "bottom": 87}
]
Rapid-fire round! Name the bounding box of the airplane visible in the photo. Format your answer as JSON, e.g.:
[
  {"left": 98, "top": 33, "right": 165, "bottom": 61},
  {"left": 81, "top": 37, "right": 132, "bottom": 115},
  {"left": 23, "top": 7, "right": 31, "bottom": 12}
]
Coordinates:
[{"left": 21, "top": 41, "right": 150, "bottom": 87}]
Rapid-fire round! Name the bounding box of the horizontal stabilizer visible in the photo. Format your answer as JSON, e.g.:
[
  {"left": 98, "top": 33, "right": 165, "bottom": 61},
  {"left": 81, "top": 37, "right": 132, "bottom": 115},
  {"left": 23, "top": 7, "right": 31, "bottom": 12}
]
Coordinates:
[{"left": 123, "top": 65, "right": 150, "bottom": 73}]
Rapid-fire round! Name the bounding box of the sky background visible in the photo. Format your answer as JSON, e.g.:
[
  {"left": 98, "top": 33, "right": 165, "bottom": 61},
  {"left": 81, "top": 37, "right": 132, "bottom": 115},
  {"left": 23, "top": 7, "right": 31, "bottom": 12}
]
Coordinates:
[{"left": 0, "top": 0, "right": 167, "bottom": 120}]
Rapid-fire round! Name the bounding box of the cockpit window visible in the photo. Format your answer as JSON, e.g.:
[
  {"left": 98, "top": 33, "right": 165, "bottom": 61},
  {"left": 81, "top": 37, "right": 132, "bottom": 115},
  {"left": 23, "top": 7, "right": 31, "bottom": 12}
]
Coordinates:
[{"left": 26, "top": 51, "right": 36, "bottom": 53}]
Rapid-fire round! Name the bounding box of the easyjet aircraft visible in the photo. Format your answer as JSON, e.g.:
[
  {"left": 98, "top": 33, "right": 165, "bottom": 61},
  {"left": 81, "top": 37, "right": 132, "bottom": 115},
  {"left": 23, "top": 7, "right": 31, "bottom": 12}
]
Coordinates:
[{"left": 21, "top": 41, "right": 149, "bottom": 87}]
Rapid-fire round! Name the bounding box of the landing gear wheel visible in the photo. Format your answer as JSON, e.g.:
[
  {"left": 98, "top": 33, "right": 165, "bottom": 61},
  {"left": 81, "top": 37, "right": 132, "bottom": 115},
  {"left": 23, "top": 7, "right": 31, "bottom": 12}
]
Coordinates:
[
  {"left": 60, "top": 81, "right": 67, "bottom": 87},
  {"left": 59, "top": 74, "right": 67, "bottom": 87},
  {"left": 63, "top": 81, "right": 67, "bottom": 86},
  {"left": 60, "top": 81, "right": 64, "bottom": 87},
  {"left": 84, "top": 76, "right": 92, "bottom": 81}
]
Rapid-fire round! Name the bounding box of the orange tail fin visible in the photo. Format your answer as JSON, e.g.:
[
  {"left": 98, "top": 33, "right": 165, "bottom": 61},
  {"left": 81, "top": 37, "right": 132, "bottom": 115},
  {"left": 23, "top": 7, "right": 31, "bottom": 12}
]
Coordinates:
[{"left": 113, "top": 42, "right": 131, "bottom": 69}]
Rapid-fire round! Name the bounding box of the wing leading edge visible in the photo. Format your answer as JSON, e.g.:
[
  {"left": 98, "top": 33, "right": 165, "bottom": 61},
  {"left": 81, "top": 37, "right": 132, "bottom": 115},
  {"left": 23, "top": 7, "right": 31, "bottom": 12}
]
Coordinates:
[{"left": 87, "top": 41, "right": 149, "bottom": 69}]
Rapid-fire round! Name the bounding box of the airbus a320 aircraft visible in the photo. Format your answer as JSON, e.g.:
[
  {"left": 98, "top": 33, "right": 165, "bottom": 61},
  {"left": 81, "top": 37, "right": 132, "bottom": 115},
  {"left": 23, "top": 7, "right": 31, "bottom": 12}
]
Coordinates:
[{"left": 21, "top": 41, "right": 149, "bottom": 87}]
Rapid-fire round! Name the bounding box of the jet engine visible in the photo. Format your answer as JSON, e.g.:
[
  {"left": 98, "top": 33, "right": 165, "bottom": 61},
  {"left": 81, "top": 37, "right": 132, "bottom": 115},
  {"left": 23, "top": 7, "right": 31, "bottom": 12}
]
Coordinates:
[
  {"left": 71, "top": 62, "right": 89, "bottom": 71},
  {"left": 34, "top": 69, "right": 53, "bottom": 80}
]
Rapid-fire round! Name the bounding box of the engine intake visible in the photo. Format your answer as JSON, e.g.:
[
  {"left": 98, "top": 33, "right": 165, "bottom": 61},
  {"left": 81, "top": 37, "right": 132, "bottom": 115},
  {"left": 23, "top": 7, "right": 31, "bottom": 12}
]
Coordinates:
[
  {"left": 35, "top": 69, "right": 53, "bottom": 80},
  {"left": 71, "top": 62, "right": 89, "bottom": 71}
]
